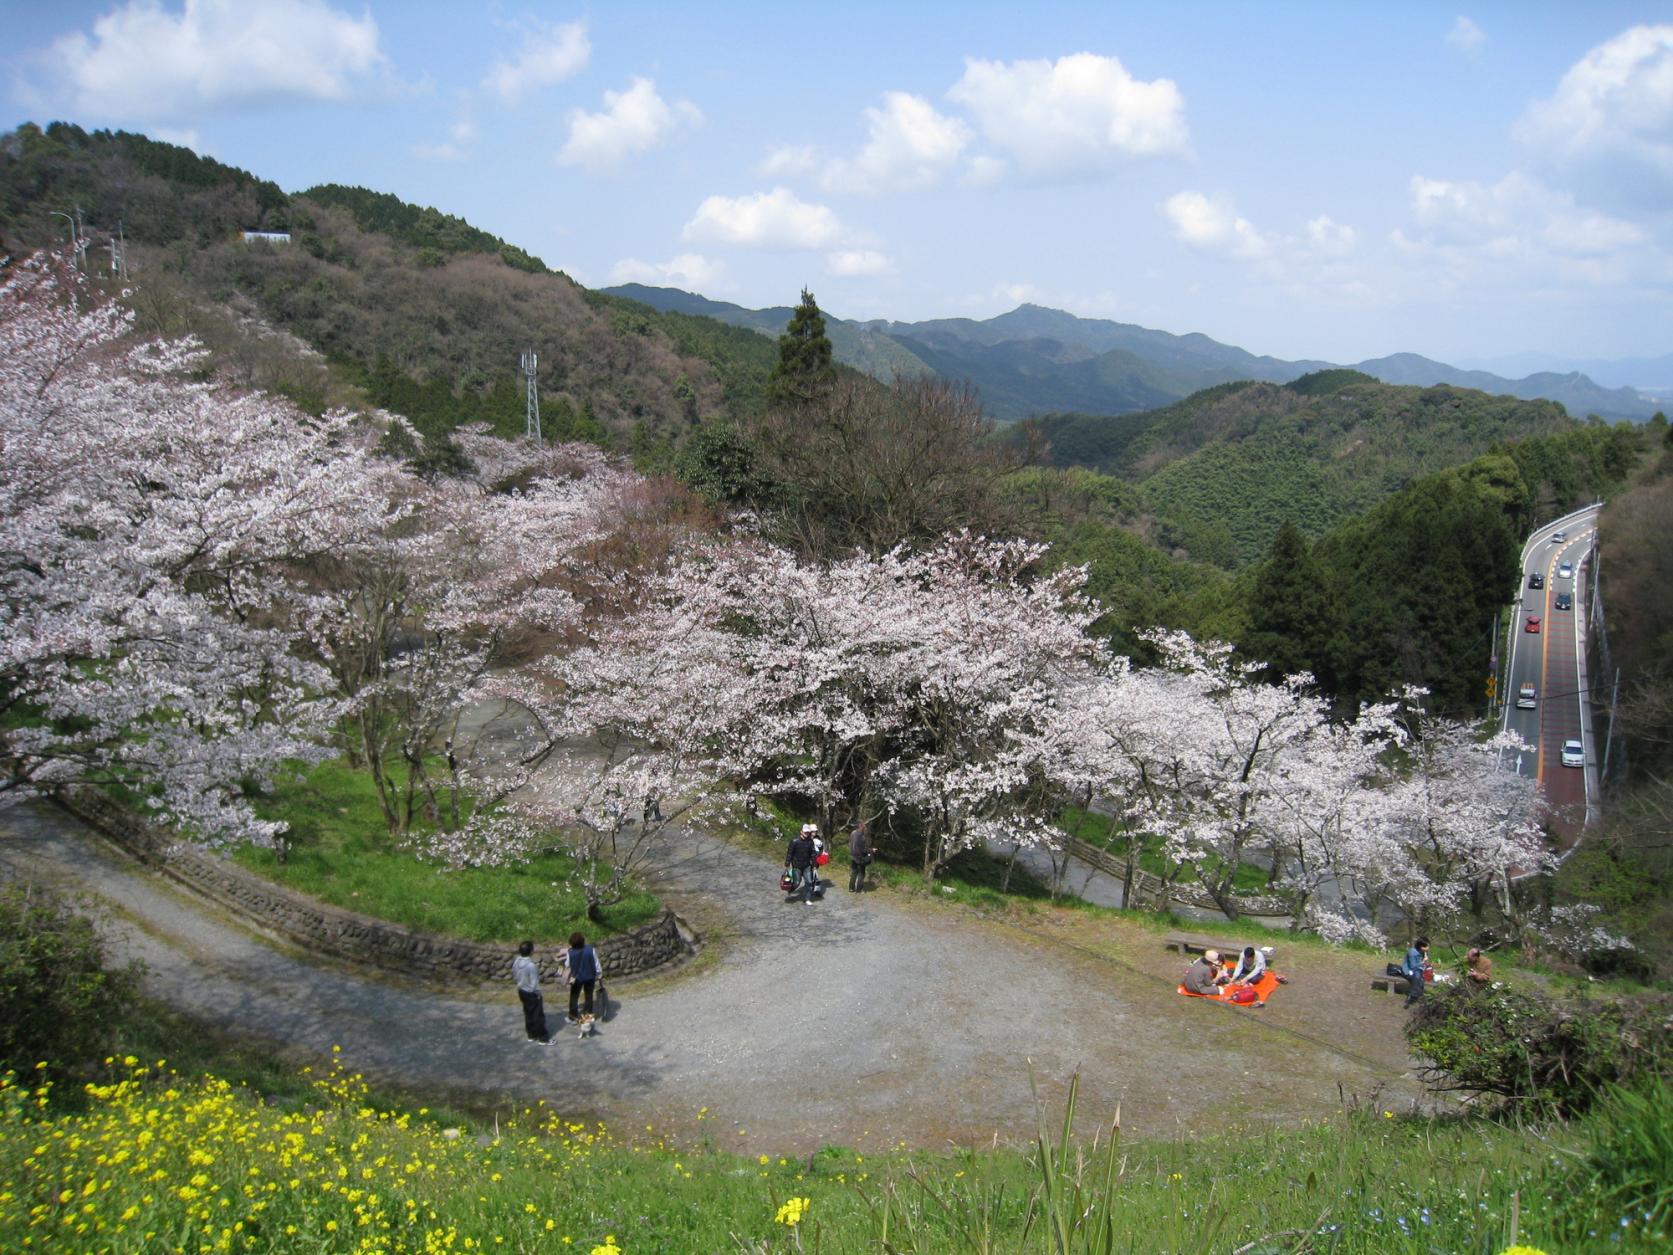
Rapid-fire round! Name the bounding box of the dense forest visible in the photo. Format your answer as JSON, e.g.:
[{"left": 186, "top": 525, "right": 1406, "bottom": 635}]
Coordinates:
[{"left": 1023, "top": 371, "right": 1584, "bottom": 565}]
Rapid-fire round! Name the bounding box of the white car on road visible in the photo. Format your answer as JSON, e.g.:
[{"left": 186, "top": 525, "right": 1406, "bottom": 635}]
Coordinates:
[{"left": 1561, "top": 739, "right": 1584, "bottom": 768}]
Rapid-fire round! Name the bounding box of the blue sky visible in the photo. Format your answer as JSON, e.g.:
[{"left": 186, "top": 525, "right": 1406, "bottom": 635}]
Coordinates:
[{"left": 5, "top": 1, "right": 1671, "bottom": 364}]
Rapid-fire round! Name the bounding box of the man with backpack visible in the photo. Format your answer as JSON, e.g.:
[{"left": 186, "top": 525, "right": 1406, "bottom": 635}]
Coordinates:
[{"left": 786, "top": 823, "right": 819, "bottom": 905}]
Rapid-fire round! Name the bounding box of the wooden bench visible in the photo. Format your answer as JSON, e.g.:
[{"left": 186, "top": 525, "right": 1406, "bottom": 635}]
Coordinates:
[{"left": 1164, "top": 933, "right": 1276, "bottom": 961}]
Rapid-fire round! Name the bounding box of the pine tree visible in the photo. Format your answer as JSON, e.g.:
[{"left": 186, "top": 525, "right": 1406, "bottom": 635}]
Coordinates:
[
  {"left": 766, "top": 288, "right": 835, "bottom": 409},
  {"left": 1242, "top": 521, "right": 1341, "bottom": 689}
]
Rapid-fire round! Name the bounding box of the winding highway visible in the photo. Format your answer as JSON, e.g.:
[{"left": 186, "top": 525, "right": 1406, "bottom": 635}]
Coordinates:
[{"left": 1502, "top": 503, "right": 1601, "bottom": 848}]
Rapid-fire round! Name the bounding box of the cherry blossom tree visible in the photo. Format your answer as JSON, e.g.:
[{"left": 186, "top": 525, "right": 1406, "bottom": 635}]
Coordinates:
[
  {"left": 1, "top": 256, "right": 387, "bottom": 845},
  {"left": 285, "top": 429, "right": 658, "bottom": 836},
  {"left": 500, "top": 531, "right": 1103, "bottom": 882},
  {"left": 1361, "top": 697, "right": 1546, "bottom": 937}
]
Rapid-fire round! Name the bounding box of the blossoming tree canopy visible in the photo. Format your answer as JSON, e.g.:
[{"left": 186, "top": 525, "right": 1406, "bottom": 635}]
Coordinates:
[{"left": 0, "top": 257, "right": 390, "bottom": 844}]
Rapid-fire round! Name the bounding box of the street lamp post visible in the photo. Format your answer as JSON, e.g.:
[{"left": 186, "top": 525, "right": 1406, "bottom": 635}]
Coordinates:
[{"left": 48, "top": 211, "right": 81, "bottom": 270}]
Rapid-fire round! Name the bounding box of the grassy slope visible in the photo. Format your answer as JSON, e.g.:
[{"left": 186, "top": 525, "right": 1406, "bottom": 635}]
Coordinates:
[
  {"left": 5, "top": 1020, "right": 1663, "bottom": 1252},
  {"left": 236, "top": 758, "right": 660, "bottom": 943}
]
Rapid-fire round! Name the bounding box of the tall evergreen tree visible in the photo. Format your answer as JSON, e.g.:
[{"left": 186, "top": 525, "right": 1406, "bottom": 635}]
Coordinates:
[
  {"left": 1241, "top": 521, "right": 1341, "bottom": 689},
  {"left": 766, "top": 288, "right": 835, "bottom": 409}
]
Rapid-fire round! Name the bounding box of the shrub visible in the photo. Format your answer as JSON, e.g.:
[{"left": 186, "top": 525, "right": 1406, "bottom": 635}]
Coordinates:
[
  {"left": 1407, "top": 983, "right": 1673, "bottom": 1115},
  {"left": 0, "top": 882, "right": 140, "bottom": 1074}
]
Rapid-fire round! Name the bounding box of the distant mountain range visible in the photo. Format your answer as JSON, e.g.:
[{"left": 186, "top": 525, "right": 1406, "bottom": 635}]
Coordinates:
[
  {"left": 1455, "top": 351, "right": 1673, "bottom": 395},
  {"left": 604, "top": 284, "right": 1661, "bottom": 423}
]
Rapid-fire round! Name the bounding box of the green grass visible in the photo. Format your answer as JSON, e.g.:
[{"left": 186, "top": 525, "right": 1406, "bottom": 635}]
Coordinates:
[
  {"left": 5, "top": 1039, "right": 1668, "bottom": 1253},
  {"left": 236, "top": 758, "right": 660, "bottom": 943}
]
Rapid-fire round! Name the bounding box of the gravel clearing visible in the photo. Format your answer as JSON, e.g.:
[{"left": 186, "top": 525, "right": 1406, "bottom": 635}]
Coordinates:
[{"left": 0, "top": 800, "right": 1424, "bottom": 1155}]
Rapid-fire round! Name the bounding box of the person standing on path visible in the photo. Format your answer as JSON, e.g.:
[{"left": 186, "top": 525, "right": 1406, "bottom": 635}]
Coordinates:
[
  {"left": 566, "top": 932, "right": 602, "bottom": 1022},
  {"left": 512, "top": 940, "right": 551, "bottom": 1044},
  {"left": 1402, "top": 938, "right": 1430, "bottom": 1007},
  {"left": 848, "top": 821, "right": 874, "bottom": 893},
  {"left": 786, "top": 824, "right": 818, "bottom": 904}
]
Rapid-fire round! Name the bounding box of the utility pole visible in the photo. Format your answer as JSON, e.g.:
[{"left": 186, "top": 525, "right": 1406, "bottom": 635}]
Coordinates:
[{"left": 520, "top": 348, "right": 541, "bottom": 445}]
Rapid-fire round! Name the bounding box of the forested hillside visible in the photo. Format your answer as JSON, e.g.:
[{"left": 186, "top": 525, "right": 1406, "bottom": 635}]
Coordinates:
[
  {"left": 1026, "top": 371, "right": 1583, "bottom": 566},
  {"left": 0, "top": 122, "right": 776, "bottom": 446}
]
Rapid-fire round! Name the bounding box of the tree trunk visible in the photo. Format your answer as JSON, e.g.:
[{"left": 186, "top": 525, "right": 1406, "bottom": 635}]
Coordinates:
[{"left": 1000, "top": 843, "right": 1020, "bottom": 892}]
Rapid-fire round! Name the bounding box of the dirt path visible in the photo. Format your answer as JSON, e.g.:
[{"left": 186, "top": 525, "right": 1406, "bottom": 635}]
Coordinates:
[{"left": 0, "top": 801, "right": 1425, "bottom": 1154}]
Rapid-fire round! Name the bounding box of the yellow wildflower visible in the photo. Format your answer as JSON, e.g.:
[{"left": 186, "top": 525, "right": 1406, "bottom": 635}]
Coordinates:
[{"left": 775, "top": 1197, "right": 811, "bottom": 1227}]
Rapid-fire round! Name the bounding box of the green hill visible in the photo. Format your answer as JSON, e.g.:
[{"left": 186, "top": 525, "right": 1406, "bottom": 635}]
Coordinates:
[
  {"left": 1028, "top": 375, "right": 1579, "bottom": 566},
  {"left": 0, "top": 122, "right": 776, "bottom": 444}
]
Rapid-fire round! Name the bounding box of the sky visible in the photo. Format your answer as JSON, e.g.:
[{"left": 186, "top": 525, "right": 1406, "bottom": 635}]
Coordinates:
[{"left": 4, "top": 1, "right": 1672, "bottom": 365}]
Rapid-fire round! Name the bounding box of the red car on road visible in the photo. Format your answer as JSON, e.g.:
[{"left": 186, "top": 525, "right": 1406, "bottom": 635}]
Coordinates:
[{"left": 1525, "top": 615, "right": 1541, "bottom": 633}]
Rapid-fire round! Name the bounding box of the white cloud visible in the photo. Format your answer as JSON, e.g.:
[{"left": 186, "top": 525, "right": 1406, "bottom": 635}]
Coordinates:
[
  {"left": 757, "top": 144, "right": 819, "bottom": 177},
  {"left": 413, "top": 117, "right": 477, "bottom": 162},
  {"left": 821, "top": 92, "right": 970, "bottom": 194},
  {"left": 1445, "top": 17, "right": 1485, "bottom": 54},
  {"left": 1515, "top": 24, "right": 1673, "bottom": 206},
  {"left": 947, "top": 52, "right": 1188, "bottom": 182},
  {"left": 964, "top": 154, "right": 1007, "bottom": 186},
  {"left": 682, "top": 187, "right": 845, "bottom": 250},
  {"left": 1162, "top": 191, "right": 1270, "bottom": 259},
  {"left": 482, "top": 21, "right": 589, "bottom": 103},
  {"left": 558, "top": 77, "right": 701, "bottom": 172},
  {"left": 826, "top": 249, "right": 893, "bottom": 276},
  {"left": 609, "top": 253, "right": 727, "bottom": 290},
  {"left": 1409, "top": 172, "right": 1644, "bottom": 256},
  {"left": 1306, "top": 215, "right": 1358, "bottom": 256},
  {"left": 33, "top": 0, "right": 384, "bottom": 125}
]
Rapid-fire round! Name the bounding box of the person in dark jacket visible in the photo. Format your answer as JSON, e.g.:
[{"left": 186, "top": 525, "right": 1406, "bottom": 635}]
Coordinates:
[
  {"left": 786, "top": 824, "right": 818, "bottom": 904},
  {"left": 566, "top": 932, "right": 602, "bottom": 1021},
  {"left": 848, "top": 821, "right": 874, "bottom": 893}
]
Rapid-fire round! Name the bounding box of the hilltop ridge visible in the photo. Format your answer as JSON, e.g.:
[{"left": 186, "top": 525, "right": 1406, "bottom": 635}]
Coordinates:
[{"left": 606, "top": 283, "right": 1659, "bottom": 423}]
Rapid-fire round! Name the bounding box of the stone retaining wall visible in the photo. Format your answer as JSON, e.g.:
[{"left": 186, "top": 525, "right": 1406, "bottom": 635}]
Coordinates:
[{"left": 57, "top": 788, "right": 695, "bottom": 989}]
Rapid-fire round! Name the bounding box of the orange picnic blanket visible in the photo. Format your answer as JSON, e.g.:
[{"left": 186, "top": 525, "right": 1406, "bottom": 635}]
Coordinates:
[{"left": 1176, "top": 969, "right": 1281, "bottom": 1004}]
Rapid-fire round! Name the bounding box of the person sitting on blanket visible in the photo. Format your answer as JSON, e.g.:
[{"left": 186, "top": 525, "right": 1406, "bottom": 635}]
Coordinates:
[
  {"left": 1228, "top": 945, "right": 1266, "bottom": 985},
  {"left": 1184, "top": 950, "right": 1223, "bottom": 995}
]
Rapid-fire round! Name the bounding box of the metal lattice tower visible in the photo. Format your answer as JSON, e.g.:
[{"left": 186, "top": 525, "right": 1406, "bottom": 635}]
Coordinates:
[{"left": 520, "top": 348, "right": 541, "bottom": 444}]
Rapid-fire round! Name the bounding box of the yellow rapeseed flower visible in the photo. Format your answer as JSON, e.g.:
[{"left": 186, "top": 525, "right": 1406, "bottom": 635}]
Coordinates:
[{"left": 774, "top": 1197, "right": 810, "bottom": 1227}]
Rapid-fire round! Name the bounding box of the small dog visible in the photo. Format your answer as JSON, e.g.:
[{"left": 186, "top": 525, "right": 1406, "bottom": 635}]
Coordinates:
[{"left": 576, "top": 1013, "right": 596, "bottom": 1039}]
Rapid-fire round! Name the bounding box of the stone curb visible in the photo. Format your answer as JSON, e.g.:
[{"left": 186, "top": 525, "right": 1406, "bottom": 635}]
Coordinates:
[{"left": 55, "top": 787, "right": 698, "bottom": 990}]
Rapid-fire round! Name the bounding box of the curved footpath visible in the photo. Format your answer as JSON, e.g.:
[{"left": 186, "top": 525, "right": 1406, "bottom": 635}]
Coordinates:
[{"left": 0, "top": 801, "right": 1422, "bottom": 1154}]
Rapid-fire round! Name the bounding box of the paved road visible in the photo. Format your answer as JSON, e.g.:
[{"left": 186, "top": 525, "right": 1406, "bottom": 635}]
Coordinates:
[
  {"left": 0, "top": 799, "right": 1419, "bottom": 1153},
  {"left": 1503, "top": 504, "right": 1601, "bottom": 848}
]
